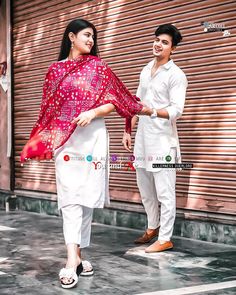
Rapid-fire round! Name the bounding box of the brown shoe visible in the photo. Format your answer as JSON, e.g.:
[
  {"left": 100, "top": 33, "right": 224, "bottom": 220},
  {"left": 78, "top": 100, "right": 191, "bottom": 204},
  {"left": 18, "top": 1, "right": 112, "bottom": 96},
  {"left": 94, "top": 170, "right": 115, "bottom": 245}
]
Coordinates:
[
  {"left": 145, "top": 240, "right": 173, "bottom": 253},
  {"left": 134, "top": 228, "right": 159, "bottom": 244}
]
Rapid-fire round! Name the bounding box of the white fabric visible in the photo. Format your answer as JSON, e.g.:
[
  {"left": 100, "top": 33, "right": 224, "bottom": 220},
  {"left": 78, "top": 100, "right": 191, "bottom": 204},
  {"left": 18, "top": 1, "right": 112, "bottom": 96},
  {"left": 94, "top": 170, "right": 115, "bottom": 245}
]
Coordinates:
[
  {"left": 54, "top": 118, "right": 109, "bottom": 210},
  {"left": 61, "top": 204, "right": 93, "bottom": 248},
  {"left": 134, "top": 59, "right": 188, "bottom": 172},
  {"left": 59, "top": 267, "right": 78, "bottom": 280},
  {"left": 82, "top": 260, "right": 93, "bottom": 271},
  {"left": 59, "top": 267, "right": 79, "bottom": 289},
  {"left": 136, "top": 149, "right": 176, "bottom": 241}
]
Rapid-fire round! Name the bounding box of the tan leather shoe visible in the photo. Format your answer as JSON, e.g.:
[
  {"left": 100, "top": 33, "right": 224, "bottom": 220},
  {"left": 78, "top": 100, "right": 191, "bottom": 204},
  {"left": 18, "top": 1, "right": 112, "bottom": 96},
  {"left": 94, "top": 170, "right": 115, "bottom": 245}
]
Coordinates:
[
  {"left": 134, "top": 228, "right": 159, "bottom": 244},
  {"left": 145, "top": 240, "right": 173, "bottom": 253}
]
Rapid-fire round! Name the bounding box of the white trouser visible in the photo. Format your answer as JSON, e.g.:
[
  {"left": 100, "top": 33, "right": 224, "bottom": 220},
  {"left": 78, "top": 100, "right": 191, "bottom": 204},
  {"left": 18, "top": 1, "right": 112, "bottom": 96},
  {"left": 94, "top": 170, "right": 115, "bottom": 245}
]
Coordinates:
[
  {"left": 61, "top": 204, "right": 93, "bottom": 248},
  {"left": 136, "top": 165, "right": 176, "bottom": 241}
]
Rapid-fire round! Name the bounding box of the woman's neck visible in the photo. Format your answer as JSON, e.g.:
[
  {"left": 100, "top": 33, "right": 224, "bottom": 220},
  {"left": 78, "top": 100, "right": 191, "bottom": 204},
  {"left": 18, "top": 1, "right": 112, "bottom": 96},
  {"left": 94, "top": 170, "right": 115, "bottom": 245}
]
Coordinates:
[{"left": 68, "top": 49, "right": 82, "bottom": 60}]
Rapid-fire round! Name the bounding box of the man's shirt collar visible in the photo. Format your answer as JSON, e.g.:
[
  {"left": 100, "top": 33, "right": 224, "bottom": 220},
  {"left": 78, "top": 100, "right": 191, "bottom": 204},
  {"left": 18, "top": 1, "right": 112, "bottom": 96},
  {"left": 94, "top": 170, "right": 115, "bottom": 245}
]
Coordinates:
[{"left": 147, "top": 59, "right": 174, "bottom": 71}]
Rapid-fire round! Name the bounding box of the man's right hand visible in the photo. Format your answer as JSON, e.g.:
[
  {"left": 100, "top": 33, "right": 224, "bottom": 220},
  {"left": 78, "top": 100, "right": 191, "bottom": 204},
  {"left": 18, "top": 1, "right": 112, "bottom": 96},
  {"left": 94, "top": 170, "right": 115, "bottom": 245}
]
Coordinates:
[{"left": 122, "top": 132, "right": 132, "bottom": 152}]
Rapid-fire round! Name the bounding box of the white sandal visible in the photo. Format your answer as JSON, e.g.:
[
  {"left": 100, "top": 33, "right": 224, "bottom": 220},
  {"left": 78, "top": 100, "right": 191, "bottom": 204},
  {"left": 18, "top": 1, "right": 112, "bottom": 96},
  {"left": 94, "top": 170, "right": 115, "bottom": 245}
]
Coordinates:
[
  {"left": 59, "top": 263, "right": 83, "bottom": 289},
  {"left": 81, "top": 260, "right": 94, "bottom": 276}
]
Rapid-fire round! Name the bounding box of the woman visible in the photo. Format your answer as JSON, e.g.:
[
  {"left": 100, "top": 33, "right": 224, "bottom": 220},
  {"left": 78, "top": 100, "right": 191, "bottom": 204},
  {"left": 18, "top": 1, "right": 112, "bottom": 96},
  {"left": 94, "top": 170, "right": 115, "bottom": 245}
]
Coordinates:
[{"left": 21, "top": 19, "right": 153, "bottom": 289}]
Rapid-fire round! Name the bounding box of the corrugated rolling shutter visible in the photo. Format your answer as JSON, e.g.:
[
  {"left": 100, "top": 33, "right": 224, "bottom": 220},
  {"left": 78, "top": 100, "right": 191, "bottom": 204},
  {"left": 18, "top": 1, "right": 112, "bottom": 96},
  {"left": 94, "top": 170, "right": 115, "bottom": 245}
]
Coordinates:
[{"left": 13, "top": 0, "right": 236, "bottom": 218}]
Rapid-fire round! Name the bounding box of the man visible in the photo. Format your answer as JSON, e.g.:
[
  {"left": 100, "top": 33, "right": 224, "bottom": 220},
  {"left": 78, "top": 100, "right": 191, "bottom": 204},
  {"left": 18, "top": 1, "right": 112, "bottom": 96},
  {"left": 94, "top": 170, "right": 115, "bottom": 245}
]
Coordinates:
[{"left": 123, "top": 24, "right": 188, "bottom": 252}]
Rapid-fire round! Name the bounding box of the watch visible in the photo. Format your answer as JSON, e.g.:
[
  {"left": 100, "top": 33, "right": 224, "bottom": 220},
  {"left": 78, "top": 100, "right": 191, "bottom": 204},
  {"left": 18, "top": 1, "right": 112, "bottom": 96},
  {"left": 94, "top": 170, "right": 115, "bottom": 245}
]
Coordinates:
[{"left": 150, "top": 108, "right": 157, "bottom": 119}]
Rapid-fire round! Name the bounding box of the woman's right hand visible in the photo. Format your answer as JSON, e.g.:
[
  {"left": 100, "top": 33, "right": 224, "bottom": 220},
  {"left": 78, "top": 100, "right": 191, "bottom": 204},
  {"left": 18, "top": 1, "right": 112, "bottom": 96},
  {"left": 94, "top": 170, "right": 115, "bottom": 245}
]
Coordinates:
[{"left": 122, "top": 131, "right": 132, "bottom": 152}]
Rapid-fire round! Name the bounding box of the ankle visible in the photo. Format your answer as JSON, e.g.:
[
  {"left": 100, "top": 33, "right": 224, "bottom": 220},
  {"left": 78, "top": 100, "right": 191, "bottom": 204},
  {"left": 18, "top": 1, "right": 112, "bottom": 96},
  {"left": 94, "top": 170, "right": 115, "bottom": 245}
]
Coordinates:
[
  {"left": 158, "top": 240, "right": 169, "bottom": 245},
  {"left": 77, "top": 247, "right": 82, "bottom": 259},
  {"left": 146, "top": 228, "right": 156, "bottom": 234},
  {"left": 66, "top": 256, "right": 81, "bottom": 268}
]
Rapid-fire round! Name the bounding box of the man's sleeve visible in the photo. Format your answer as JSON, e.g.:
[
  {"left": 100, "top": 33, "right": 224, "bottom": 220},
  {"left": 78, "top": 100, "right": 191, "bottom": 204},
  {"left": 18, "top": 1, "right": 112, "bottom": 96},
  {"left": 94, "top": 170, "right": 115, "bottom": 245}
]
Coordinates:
[
  {"left": 165, "top": 71, "right": 188, "bottom": 122},
  {"left": 136, "top": 81, "right": 142, "bottom": 98}
]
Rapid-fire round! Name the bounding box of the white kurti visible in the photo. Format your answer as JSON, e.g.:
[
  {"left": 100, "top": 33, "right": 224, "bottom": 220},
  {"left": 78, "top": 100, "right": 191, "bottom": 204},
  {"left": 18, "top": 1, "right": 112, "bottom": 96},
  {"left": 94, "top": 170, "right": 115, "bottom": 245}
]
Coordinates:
[
  {"left": 134, "top": 59, "right": 188, "bottom": 172},
  {"left": 54, "top": 118, "right": 109, "bottom": 210}
]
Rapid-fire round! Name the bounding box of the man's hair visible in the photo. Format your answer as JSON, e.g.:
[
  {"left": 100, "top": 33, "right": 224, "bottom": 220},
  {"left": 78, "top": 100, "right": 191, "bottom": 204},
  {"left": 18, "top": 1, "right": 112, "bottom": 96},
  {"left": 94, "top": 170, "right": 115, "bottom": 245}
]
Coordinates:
[{"left": 155, "top": 24, "right": 182, "bottom": 47}]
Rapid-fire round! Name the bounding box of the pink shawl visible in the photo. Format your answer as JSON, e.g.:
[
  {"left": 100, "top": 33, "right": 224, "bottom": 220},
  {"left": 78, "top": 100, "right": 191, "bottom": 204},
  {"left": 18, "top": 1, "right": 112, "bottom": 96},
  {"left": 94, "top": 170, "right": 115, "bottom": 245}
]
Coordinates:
[{"left": 20, "top": 55, "right": 142, "bottom": 162}]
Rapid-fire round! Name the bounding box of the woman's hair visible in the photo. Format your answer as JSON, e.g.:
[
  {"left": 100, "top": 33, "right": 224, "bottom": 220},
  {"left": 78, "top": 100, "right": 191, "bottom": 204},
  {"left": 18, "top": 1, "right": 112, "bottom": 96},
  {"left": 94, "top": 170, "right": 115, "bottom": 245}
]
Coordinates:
[
  {"left": 58, "top": 19, "right": 98, "bottom": 61},
  {"left": 155, "top": 24, "right": 182, "bottom": 47}
]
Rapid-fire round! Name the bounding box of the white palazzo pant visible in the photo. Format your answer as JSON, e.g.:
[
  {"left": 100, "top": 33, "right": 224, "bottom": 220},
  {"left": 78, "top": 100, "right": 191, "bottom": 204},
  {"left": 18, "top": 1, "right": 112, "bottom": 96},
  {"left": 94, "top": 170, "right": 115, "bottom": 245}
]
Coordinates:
[{"left": 61, "top": 204, "right": 93, "bottom": 248}]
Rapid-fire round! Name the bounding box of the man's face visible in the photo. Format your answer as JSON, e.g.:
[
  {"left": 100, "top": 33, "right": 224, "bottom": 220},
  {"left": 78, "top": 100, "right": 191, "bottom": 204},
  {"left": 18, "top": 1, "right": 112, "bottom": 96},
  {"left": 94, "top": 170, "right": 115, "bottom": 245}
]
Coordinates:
[{"left": 152, "top": 34, "right": 175, "bottom": 59}]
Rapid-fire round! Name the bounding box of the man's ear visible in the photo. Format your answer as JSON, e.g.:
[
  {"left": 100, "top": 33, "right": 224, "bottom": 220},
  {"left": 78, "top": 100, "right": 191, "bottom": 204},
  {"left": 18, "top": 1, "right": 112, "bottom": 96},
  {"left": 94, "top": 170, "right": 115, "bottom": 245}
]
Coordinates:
[{"left": 171, "top": 46, "right": 176, "bottom": 54}]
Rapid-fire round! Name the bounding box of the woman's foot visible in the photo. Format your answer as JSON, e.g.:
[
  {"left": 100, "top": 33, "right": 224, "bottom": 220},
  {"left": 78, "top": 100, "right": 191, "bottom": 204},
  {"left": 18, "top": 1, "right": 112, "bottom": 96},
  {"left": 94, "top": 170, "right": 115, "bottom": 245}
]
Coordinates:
[
  {"left": 81, "top": 260, "right": 94, "bottom": 276},
  {"left": 65, "top": 256, "right": 82, "bottom": 270},
  {"left": 77, "top": 247, "right": 94, "bottom": 276},
  {"left": 59, "top": 266, "right": 78, "bottom": 289},
  {"left": 60, "top": 255, "right": 83, "bottom": 288}
]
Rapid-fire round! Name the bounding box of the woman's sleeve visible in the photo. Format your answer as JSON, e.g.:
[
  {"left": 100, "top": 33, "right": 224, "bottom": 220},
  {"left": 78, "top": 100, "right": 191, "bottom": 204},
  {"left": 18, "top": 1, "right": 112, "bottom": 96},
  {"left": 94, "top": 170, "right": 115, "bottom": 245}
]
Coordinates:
[{"left": 101, "top": 64, "right": 143, "bottom": 133}]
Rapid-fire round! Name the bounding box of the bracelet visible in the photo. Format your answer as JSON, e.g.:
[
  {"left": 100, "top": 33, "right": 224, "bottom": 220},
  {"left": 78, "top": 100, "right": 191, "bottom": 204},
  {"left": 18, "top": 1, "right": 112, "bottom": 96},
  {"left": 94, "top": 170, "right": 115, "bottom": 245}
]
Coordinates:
[{"left": 150, "top": 108, "right": 158, "bottom": 119}]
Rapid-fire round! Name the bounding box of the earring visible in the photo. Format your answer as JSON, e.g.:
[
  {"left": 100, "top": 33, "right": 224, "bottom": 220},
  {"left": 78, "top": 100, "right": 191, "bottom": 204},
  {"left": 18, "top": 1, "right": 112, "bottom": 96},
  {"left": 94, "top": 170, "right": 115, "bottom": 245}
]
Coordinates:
[{"left": 71, "top": 41, "right": 74, "bottom": 49}]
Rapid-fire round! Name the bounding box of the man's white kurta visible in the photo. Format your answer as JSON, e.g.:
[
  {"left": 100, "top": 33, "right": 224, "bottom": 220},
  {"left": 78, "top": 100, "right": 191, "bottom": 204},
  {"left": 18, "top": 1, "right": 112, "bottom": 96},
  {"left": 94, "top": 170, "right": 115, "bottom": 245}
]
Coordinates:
[{"left": 134, "top": 59, "right": 188, "bottom": 172}]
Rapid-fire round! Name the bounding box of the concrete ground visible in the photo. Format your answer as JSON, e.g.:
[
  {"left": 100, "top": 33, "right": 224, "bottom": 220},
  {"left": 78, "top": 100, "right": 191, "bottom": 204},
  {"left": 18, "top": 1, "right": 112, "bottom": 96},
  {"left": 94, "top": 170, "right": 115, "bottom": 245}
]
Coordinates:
[{"left": 0, "top": 210, "right": 236, "bottom": 295}]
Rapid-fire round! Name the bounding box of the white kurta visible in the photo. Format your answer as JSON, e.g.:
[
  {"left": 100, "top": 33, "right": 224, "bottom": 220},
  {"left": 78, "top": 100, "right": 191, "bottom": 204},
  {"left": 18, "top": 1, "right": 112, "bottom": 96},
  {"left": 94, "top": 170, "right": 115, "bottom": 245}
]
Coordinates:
[
  {"left": 54, "top": 118, "right": 109, "bottom": 210},
  {"left": 134, "top": 59, "right": 188, "bottom": 172}
]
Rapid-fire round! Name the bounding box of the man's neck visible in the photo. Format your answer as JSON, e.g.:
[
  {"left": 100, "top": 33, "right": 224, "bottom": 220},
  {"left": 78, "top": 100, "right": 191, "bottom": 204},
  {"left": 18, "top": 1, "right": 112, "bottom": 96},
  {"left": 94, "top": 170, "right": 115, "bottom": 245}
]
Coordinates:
[{"left": 154, "top": 57, "right": 171, "bottom": 68}]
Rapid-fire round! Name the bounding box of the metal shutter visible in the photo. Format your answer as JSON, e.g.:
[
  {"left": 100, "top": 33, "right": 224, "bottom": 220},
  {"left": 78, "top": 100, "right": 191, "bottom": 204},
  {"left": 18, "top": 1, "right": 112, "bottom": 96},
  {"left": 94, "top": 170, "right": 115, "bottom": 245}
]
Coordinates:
[{"left": 13, "top": 0, "right": 236, "bottom": 218}]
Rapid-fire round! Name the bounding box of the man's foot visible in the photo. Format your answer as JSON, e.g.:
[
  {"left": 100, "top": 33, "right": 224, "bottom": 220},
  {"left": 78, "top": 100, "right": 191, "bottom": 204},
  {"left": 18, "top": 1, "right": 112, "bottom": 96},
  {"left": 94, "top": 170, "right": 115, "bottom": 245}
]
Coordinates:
[
  {"left": 134, "top": 228, "right": 159, "bottom": 244},
  {"left": 145, "top": 240, "right": 173, "bottom": 253}
]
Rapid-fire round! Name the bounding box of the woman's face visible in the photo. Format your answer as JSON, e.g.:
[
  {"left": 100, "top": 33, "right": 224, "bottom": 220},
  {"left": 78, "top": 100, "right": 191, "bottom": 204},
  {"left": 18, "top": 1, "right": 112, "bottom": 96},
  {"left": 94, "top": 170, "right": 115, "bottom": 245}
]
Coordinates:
[{"left": 69, "top": 27, "right": 94, "bottom": 55}]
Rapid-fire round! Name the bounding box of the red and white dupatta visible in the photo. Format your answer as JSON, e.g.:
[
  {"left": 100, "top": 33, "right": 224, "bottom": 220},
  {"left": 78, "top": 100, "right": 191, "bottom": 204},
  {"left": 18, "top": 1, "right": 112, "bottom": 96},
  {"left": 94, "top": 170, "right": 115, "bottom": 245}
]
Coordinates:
[{"left": 20, "top": 55, "right": 142, "bottom": 162}]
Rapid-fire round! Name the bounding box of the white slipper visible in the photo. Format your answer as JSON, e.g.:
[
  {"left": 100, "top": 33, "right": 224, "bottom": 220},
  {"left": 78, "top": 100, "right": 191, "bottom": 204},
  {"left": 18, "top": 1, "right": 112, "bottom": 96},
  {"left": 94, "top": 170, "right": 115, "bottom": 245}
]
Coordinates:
[
  {"left": 81, "top": 260, "right": 94, "bottom": 276},
  {"left": 59, "top": 267, "right": 78, "bottom": 289}
]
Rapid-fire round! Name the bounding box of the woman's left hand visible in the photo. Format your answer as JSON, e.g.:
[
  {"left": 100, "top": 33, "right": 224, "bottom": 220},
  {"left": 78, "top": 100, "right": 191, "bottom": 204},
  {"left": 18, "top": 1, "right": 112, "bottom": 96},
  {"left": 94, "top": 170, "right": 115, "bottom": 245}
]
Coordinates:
[
  {"left": 139, "top": 100, "right": 148, "bottom": 107},
  {"left": 71, "top": 110, "right": 96, "bottom": 127}
]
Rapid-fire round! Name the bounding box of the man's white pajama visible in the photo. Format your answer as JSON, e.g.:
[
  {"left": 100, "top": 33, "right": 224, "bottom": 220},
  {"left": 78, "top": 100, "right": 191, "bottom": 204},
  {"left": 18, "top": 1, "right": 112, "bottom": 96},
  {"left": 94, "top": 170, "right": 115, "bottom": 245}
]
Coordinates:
[{"left": 136, "top": 167, "right": 176, "bottom": 241}]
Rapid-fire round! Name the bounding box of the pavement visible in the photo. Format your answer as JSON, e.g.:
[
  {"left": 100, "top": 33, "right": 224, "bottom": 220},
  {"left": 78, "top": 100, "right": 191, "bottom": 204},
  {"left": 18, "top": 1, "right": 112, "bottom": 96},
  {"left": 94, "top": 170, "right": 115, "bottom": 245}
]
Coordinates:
[{"left": 0, "top": 210, "right": 236, "bottom": 295}]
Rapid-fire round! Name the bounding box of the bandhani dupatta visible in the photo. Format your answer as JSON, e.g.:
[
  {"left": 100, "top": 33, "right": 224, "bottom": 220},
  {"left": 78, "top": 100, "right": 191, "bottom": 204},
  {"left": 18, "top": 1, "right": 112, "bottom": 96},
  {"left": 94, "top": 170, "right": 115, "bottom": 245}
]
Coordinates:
[{"left": 20, "top": 55, "right": 142, "bottom": 162}]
